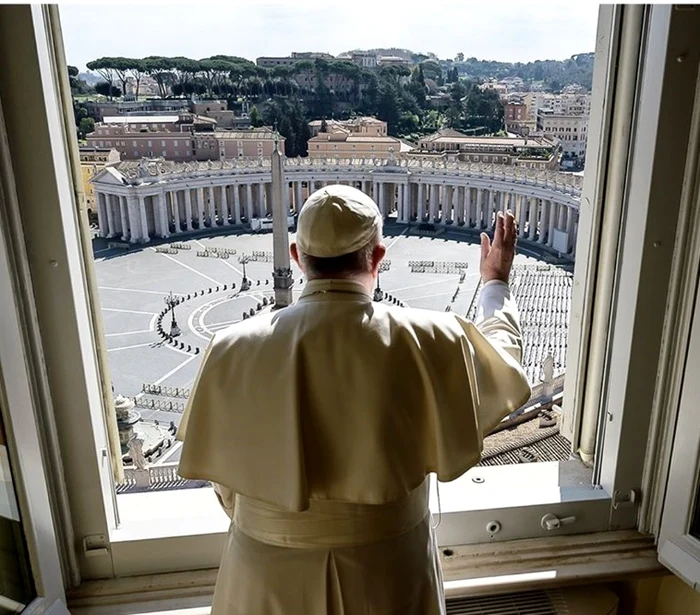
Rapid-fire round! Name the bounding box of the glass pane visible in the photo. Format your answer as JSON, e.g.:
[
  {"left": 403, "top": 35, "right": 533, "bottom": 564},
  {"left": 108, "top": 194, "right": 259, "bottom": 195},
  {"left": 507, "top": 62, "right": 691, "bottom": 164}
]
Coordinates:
[
  {"left": 59, "top": 3, "right": 598, "bottom": 499},
  {"left": 0, "top": 406, "right": 35, "bottom": 613}
]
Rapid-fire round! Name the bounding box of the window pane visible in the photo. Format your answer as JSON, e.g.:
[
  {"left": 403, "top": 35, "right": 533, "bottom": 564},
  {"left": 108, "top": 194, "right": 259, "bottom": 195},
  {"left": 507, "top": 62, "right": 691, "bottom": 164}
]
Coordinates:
[
  {"left": 0, "top": 407, "right": 35, "bottom": 612},
  {"left": 62, "top": 3, "right": 598, "bottom": 502}
]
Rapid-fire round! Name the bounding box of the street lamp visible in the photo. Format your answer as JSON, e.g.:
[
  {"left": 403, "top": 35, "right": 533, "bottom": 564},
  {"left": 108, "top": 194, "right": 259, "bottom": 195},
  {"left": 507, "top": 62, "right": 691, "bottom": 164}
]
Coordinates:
[
  {"left": 238, "top": 255, "right": 251, "bottom": 291},
  {"left": 373, "top": 259, "right": 391, "bottom": 302},
  {"left": 164, "top": 291, "right": 181, "bottom": 338}
]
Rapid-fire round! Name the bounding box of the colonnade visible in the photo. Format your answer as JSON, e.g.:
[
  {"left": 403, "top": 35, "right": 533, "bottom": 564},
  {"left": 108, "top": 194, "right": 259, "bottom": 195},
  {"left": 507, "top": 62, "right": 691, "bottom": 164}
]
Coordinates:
[{"left": 94, "top": 173, "right": 579, "bottom": 255}]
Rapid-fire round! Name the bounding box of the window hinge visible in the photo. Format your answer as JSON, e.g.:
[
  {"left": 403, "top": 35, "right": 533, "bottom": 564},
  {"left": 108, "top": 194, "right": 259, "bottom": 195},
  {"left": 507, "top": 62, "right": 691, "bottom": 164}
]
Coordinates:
[
  {"left": 613, "top": 489, "right": 641, "bottom": 510},
  {"left": 83, "top": 534, "right": 109, "bottom": 558}
]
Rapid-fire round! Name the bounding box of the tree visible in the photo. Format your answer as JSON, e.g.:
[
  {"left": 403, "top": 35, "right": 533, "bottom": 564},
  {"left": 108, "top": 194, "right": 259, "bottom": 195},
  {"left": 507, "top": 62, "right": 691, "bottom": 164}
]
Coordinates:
[
  {"left": 249, "top": 106, "right": 264, "bottom": 127},
  {"left": 95, "top": 82, "right": 121, "bottom": 98},
  {"left": 86, "top": 58, "right": 117, "bottom": 99},
  {"left": 408, "top": 65, "right": 427, "bottom": 108},
  {"left": 320, "top": 117, "right": 328, "bottom": 133},
  {"left": 78, "top": 117, "right": 95, "bottom": 139},
  {"left": 128, "top": 59, "right": 147, "bottom": 100},
  {"left": 455, "top": 52, "right": 464, "bottom": 63}
]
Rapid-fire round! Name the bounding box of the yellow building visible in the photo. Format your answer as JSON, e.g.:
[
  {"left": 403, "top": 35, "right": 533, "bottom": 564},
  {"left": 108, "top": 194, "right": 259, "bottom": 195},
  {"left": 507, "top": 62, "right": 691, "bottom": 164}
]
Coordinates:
[{"left": 79, "top": 146, "right": 120, "bottom": 218}]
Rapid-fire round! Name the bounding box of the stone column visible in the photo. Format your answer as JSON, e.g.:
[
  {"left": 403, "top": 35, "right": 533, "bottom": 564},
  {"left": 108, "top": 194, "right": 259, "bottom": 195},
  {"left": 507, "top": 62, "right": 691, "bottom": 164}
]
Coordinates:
[
  {"left": 95, "top": 192, "right": 107, "bottom": 237},
  {"left": 119, "top": 195, "right": 129, "bottom": 241},
  {"left": 233, "top": 184, "right": 242, "bottom": 224},
  {"left": 566, "top": 206, "right": 577, "bottom": 252},
  {"left": 464, "top": 187, "right": 472, "bottom": 226},
  {"left": 137, "top": 194, "right": 149, "bottom": 242},
  {"left": 158, "top": 192, "right": 169, "bottom": 238},
  {"left": 245, "top": 183, "right": 254, "bottom": 221},
  {"left": 528, "top": 197, "right": 537, "bottom": 240},
  {"left": 538, "top": 200, "right": 548, "bottom": 244},
  {"left": 398, "top": 183, "right": 406, "bottom": 222},
  {"left": 207, "top": 186, "right": 217, "bottom": 226},
  {"left": 417, "top": 183, "right": 424, "bottom": 220},
  {"left": 195, "top": 188, "right": 205, "bottom": 229},
  {"left": 102, "top": 193, "right": 115, "bottom": 237},
  {"left": 476, "top": 188, "right": 484, "bottom": 229},
  {"left": 442, "top": 185, "right": 451, "bottom": 223},
  {"left": 518, "top": 194, "right": 528, "bottom": 238},
  {"left": 184, "top": 188, "right": 194, "bottom": 231},
  {"left": 487, "top": 190, "right": 496, "bottom": 231},
  {"left": 295, "top": 182, "right": 303, "bottom": 213},
  {"left": 126, "top": 195, "right": 141, "bottom": 244},
  {"left": 429, "top": 184, "right": 438, "bottom": 222},
  {"left": 548, "top": 201, "right": 557, "bottom": 247},
  {"left": 258, "top": 183, "right": 266, "bottom": 218},
  {"left": 221, "top": 185, "right": 230, "bottom": 226},
  {"left": 172, "top": 192, "right": 183, "bottom": 234}
]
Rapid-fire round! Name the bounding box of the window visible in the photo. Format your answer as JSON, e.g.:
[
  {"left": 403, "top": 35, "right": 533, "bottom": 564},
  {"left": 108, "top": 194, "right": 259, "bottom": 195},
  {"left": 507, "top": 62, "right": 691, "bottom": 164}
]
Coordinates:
[
  {"left": 161, "top": 140, "right": 166, "bottom": 146},
  {"left": 162, "top": 150, "right": 166, "bottom": 157},
  {"left": 148, "top": 140, "right": 152, "bottom": 147},
  {"left": 173, "top": 140, "right": 178, "bottom": 146},
  {"left": 132, "top": 140, "right": 137, "bottom": 147},
  {"left": 4, "top": 2, "right": 698, "bottom": 599}
]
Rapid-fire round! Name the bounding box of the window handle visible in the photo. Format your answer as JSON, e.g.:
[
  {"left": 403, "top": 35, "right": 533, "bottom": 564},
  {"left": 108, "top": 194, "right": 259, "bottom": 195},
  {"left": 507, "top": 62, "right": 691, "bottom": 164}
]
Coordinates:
[{"left": 541, "top": 513, "right": 577, "bottom": 531}]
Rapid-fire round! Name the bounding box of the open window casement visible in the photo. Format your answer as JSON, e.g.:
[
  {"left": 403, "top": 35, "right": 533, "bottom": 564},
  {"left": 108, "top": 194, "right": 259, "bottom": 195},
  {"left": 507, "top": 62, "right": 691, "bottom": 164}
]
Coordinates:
[{"left": 650, "top": 4, "right": 700, "bottom": 591}]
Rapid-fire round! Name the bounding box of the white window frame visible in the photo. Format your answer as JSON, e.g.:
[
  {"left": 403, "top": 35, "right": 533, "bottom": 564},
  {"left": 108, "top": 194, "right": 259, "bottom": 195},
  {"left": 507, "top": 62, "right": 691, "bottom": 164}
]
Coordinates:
[
  {"left": 651, "top": 4, "right": 700, "bottom": 584},
  {"left": 1, "top": 2, "right": 696, "bottom": 599}
]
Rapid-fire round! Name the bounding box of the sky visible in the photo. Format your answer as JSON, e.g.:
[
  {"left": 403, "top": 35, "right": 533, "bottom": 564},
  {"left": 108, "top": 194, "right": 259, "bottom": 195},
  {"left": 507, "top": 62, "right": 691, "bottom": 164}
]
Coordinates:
[{"left": 60, "top": 1, "right": 600, "bottom": 72}]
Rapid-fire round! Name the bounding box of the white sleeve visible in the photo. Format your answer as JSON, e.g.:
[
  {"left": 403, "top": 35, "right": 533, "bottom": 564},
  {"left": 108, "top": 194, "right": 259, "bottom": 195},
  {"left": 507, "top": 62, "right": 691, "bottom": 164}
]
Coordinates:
[{"left": 474, "top": 280, "right": 524, "bottom": 364}]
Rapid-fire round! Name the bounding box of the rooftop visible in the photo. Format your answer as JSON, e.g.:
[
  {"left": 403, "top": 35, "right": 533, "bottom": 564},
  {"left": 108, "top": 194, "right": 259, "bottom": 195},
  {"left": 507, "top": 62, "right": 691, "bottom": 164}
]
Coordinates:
[
  {"left": 102, "top": 115, "right": 181, "bottom": 124},
  {"left": 419, "top": 129, "right": 557, "bottom": 149},
  {"left": 206, "top": 128, "right": 282, "bottom": 141}
]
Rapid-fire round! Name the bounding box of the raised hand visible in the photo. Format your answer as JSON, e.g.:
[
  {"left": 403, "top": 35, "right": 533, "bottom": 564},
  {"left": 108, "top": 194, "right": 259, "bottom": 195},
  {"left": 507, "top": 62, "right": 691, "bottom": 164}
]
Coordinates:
[{"left": 480, "top": 210, "right": 517, "bottom": 284}]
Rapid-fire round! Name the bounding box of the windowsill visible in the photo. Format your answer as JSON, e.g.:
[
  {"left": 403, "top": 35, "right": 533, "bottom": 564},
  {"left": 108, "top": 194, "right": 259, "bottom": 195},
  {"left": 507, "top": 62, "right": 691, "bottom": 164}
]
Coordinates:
[
  {"left": 111, "top": 460, "right": 598, "bottom": 544},
  {"left": 68, "top": 530, "right": 664, "bottom": 615}
]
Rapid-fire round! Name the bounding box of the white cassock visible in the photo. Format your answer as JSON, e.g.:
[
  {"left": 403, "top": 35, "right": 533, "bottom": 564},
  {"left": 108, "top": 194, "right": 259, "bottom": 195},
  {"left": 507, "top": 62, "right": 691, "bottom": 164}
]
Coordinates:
[{"left": 177, "top": 278, "right": 531, "bottom": 615}]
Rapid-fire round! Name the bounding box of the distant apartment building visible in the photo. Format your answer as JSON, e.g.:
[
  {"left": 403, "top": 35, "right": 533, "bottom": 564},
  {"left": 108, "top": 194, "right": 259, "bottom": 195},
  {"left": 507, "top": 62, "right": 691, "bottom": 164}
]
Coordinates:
[
  {"left": 376, "top": 55, "right": 412, "bottom": 68},
  {"left": 308, "top": 132, "right": 410, "bottom": 159},
  {"left": 415, "top": 129, "right": 562, "bottom": 170},
  {"left": 536, "top": 110, "right": 588, "bottom": 167},
  {"left": 84, "top": 99, "right": 190, "bottom": 121},
  {"left": 308, "top": 117, "right": 388, "bottom": 138},
  {"left": 256, "top": 52, "right": 334, "bottom": 68},
  {"left": 79, "top": 147, "right": 121, "bottom": 216},
  {"left": 193, "top": 127, "right": 285, "bottom": 160},
  {"left": 504, "top": 102, "right": 536, "bottom": 135},
  {"left": 85, "top": 114, "right": 216, "bottom": 161},
  {"left": 307, "top": 116, "right": 398, "bottom": 158},
  {"left": 480, "top": 81, "right": 509, "bottom": 98},
  {"left": 189, "top": 100, "right": 240, "bottom": 129},
  {"left": 350, "top": 51, "right": 377, "bottom": 68}
]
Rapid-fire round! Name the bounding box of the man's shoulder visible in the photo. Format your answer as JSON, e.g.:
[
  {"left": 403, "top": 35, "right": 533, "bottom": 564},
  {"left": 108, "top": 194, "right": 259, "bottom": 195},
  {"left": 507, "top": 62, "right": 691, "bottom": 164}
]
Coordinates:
[{"left": 374, "top": 302, "right": 473, "bottom": 337}]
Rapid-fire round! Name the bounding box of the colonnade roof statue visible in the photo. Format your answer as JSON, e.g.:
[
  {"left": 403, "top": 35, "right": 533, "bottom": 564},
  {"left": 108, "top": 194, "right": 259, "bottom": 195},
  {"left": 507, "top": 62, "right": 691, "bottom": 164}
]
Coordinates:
[{"left": 98, "top": 155, "right": 583, "bottom": 194}]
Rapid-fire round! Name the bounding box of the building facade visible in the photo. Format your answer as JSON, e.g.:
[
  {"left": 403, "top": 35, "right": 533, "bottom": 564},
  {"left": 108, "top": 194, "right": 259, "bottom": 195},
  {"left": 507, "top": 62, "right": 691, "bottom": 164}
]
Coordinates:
[
  {"left": 90, "top": 156, "right": 580, "bottom": 258},
  {"left": 536, "top": 110, "right": 589, "bottom": 167},
  {"left": 308, "top": 117, "right": 388, "bottom": 138},
  {"left": 416, "top": 129, "right": 562, "bottom": 170},
  {"left": 193, "top": 128, "right": 285, "bottom": 160},
  {"left": 79, "top": 147, "right": 121, "bottom": 216},
  {"left": 85, "top": 114, "right": 216, "bottom": 161}
]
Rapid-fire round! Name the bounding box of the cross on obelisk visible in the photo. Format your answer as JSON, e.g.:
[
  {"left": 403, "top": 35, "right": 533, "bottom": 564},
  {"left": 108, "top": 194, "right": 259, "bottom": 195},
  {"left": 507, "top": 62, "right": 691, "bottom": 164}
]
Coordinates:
[{"left": 271, "top": 134, "right": 293, "bottom": 307}]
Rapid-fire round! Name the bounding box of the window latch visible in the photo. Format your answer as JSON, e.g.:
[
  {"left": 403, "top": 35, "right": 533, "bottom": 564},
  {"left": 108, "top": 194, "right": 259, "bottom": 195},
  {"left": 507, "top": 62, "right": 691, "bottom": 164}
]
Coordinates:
[{"left": 541, "top": 513, "right": 577, "bottom": 531}]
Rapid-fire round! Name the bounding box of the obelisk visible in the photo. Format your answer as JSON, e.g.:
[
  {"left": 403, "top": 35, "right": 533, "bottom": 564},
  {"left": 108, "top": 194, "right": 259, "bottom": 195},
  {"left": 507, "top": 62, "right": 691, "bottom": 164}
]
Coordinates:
[{"left": 271, "top": 135, "right": 293, "bottom": 307}]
